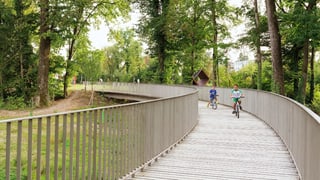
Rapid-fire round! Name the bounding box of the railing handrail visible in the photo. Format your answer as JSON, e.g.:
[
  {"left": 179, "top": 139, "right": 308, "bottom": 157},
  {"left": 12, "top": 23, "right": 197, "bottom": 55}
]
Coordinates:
[
  {"left": 266, "top": 90, "right": 320, "bottom": 122},
  {"left": 0, "top": 83, "right": 198, "bottom": 124},
  {"left": 238, "top": 88, "right": 320, "bottom": 123}
]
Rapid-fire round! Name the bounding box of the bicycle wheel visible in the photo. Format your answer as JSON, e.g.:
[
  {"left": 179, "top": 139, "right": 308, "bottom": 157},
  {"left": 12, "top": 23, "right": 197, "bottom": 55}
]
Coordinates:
[
  {"left": 212, "top": 102, "right": 217, "bottom": 110},
  {"left": 236, "top": 103, "right": 240, "bottom": 118}
]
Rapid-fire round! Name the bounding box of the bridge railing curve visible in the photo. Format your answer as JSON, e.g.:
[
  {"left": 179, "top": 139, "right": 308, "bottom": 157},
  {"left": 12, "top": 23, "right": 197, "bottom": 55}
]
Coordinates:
[
  {"left": 198, "top": 86, "right": 320, "bottom": 180},
  {"left": 0, "top": 83, "right": 198, "bottom": 180}
]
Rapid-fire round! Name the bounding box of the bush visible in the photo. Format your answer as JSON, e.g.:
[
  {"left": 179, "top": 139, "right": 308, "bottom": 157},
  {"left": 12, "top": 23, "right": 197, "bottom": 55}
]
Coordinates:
[
  {"left": 0, "top": 98, "right": 4, "bottom": 108},
  {"left": 311, "top": 90, "right": 320, "bottom": 115},
  {"left": 5, "top": 96, "right": 27, "bottom": 110}
]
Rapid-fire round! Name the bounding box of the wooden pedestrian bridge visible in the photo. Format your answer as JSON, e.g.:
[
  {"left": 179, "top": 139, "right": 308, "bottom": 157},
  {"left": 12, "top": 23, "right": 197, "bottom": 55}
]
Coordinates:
[{"left": 1, "top": 83, "right": 319, "bottom": 180}]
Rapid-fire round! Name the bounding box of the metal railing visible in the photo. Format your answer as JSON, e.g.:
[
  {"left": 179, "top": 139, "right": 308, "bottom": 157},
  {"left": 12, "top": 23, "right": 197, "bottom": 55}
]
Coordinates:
[
  {"left": 0, "top": 83, "right": 198, "bottom": 180},
  {"left": 197, "top": 86, "right": 320, "bottom": 180}
]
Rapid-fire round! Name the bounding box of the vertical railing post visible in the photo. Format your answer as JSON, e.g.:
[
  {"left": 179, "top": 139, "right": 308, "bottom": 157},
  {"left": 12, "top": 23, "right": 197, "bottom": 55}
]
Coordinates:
[
  {"left": 98, "top": 109, "right": 103, "bottom": 179},
  {"left": 81, "top": 111, "right": 87, "bottom": 179},
  {"left": 108, "top": 108, "right": 114, "bottom": 180},
  {"left": 46, "top": 117, "right": 51, "bottom": 180},
  {"left": 16, "top": 121, "right": 22, "bottom": 180},
  {"left": 62, "top": 114, "right": 67, "bottom": 180},
  {"left": 54, "top": 115, "right": 59, "bottom": 180},
  {"left": 27, "top": 119, "right": 33, "bottom": 180},
  {"left": 103, "top": 109, "right": 108, "bottom": 179},
  {"left": 116, "top": 108, "right": 120, "bottom": 178},
  {"left": 69, "top": 113, "right": 74, "bottom": 180},
  {"left": 75, "top": 112, "right": 81, "bottom": 180},
  {"left": 92, "top": 110, "right": 98, "bottom": 179},
  {"left": 36, "top": 118, "right": 42, "bottom": 180},
  {"left": 87, "top": 111, "right": 93, "bottom": 179},
  {"left": 6, "top": 122, "right": 11, "bottom": 180}
]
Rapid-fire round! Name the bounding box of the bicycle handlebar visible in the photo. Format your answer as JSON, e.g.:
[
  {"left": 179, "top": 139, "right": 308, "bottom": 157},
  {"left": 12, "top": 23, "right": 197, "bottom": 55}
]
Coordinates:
[{"left": 231, "top": 96, "right": 245, "bottom": 98}]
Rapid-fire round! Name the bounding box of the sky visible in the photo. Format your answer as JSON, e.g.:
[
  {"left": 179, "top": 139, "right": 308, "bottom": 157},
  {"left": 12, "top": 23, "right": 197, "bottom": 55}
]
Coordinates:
[{"left": 88, "top": 0, "right": 264, "bottom": 62}]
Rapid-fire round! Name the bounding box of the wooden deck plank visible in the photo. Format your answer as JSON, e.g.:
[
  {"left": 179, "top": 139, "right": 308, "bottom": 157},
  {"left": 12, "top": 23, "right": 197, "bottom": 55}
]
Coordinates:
[{"left": 130, "top": 102, "right": 299, "bottom": 180}]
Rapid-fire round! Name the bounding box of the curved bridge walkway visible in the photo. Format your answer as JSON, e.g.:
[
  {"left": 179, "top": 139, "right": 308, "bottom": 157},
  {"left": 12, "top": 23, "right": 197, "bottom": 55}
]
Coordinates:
[{"left": 131, "top": 101, "right": 299, "bottom": 179}]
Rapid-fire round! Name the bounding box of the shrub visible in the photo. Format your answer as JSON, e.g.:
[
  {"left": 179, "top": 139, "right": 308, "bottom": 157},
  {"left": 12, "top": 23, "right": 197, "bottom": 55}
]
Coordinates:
[
  {"left": 5, "top": 96, "right": 27, "bottom": 110},
  {"left": 0, "top": 98, "right": 4, "bottom": 108},
  {"left": 311, "top": 91, "right": 320, "bottom": 115}
]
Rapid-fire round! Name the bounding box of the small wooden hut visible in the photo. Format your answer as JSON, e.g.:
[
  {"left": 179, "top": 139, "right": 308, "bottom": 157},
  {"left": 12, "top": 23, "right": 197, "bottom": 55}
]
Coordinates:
[{"left": 192, "top": 70, "right": 209, "bottom": 86}]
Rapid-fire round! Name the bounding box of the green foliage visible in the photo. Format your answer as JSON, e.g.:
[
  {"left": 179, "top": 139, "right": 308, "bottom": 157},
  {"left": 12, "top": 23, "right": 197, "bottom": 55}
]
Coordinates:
[
  {"left": 49, "top": 77, "right": 64, "bottom": 100},
  {"left": 231, "top": 62, "right": 257, "bottom": 89},
  {"left": 77, "top": 49, "right": 105, "bottom": 83},
  {"left": 0, "top": 0, "right": 38, "bottom": 103},
  {"left": 314, "top": 59, "right": 320, "bottom": 84},
  {"left": 310, "top": 85, "right": 320, "bottom": 115},
  {"left": 225, "top": 61, "right": 272, "bottom": 90},
  {"left": 278, "top": 0, "right": 320, "bottom": 103},
  {"left": 238, "top": 3, "right": 269, "bottom": 48},
  {"left": 0, "top": 99, "right": 5, "bottom": 108},
  {"left": 4, "top": 96, "right": 27, "bottom": 110},
  {"left": 218, "top": 65, "right": 232, "bottom": 88},
  {"left": 103, "top": 29, "right": 144, "bottom": 82},
  {"left": 135, "top": 0, "right": 170, "bottom": 82},
  {"left": 139, "top": 58, "right": 162, "bottom": 83}
]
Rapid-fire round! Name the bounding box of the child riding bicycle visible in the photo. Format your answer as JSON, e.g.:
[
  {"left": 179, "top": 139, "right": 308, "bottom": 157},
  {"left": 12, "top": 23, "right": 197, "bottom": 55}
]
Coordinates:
[
  {"left": 207, "top": 85, "right": 218, "bottom": 108},
  {"left": 230, "top": 84, "right": 244, "bottom": 114}
]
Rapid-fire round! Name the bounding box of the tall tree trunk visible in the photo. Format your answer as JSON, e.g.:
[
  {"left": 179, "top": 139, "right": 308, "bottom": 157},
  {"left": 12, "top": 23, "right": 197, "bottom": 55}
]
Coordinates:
[
  {"left": 38, "top": 0, "right": 51, "bottom": 106},
  {"left": 154, "top": 0, "right": 168, "bottom": 83},
  {"left": 292, "top": 45, "right": 301, "bottom": 94},
  {"left": 63, "top": 4, "right": 87, "bottom": 98},
  {"left": 265, "top": 0, "right": 285, "bottom": 95},
  {"left": 20, "top": 47, "right": 23, "bottom": 79},
  {"left": 309, "top": 45, "right": 315, "bottom": 103},
  {"left": 298, "top": 40, "right": 309, "bottom": 104},
  {"left": 64, "top": 36, "right": 77, "bottom": 98},
  {"left": 158, "top": 35, "right": 166, "bottom": 83},
  {"left": 0, "top": 72, "right": 3, "bottom": 100},
  {"left": 297, "top": 0, "right": 316, "bottom": 104},
  {"left": 211, "top": 0, "right": 218, "bottom": 86},
  {"left": 19, "top": 43, "right": 26, "bottom": 100},
  {"left": 254, "top": 0, "right": 262, "bottom": 90},
  {"left": 16, "top": 0, "right": 26, "bottom": 99}
]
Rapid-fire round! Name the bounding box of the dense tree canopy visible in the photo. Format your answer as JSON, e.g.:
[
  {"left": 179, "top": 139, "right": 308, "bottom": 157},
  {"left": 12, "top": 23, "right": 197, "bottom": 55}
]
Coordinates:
[{"left": 0, "top": 0, "right": 319, "bottom": 114}]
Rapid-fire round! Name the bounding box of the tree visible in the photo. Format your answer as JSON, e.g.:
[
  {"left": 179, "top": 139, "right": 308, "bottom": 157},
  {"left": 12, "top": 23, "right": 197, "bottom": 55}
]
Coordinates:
[
  {"left": 0, "top": 0, "right": 37, "bottom": 105},
  {"left": 105, "top": 29, "right": 143, "bottom": 82},
  {"left": 279, "top": 0, "right": 320, "bottom": 103},
  {"left": 238, "top": 1, "right": 269, "bottom": 90},
  {"left": 112, "top": 30, "right": 143, "bottom": 74},
  {"left": 77, "top": 48, "right": 104, "bottom": 92},
  {"left": 253, "top": 0, "right": 262, "bottom": 90},
  {"left": 309, "top": 45, "right": 315, "bottom": 103},
  {"left": 61, "top": 0, "right": 130, "bottom": 98},
  {"left": 135, "top": 0, "right": 170, "bottom": 83},
  {"left": 38, "top": 0, "right": 51, "bottom": 106},
  {"left": 210, "top": 0, "right": 218, "bottom": 86},
  {"left": 265, "top": 0, "right": 285, "bottom": 95},
  {"left": 165, "top": 0, "right": 212, "bottom": 84},
  {"left": 206, "top": 0, "right": 240, "bottom": 86},
  {"left": 298, "top": 1, "right": 317, "bottom": 104}
]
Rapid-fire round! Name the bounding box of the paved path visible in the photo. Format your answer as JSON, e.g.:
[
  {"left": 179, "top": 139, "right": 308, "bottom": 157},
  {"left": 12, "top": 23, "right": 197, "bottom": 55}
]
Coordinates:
[{"left": 131, "top": 101, "right": 299, "bottom": 180}]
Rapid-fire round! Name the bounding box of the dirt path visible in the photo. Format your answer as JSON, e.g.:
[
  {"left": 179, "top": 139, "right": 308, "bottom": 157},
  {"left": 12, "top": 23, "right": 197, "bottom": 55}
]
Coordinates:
[{"left": 0, "top": 90, "right": 96, "bottom": 119}]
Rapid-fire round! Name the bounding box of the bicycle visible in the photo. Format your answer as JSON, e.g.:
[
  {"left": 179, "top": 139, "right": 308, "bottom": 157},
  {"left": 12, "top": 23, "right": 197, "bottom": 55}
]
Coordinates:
[
  {"left": 210, "top": 95, "right": 219, "bottom": 110},
  {"left": 232, "top": 96, "right": 244, "bottom": 118}
]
